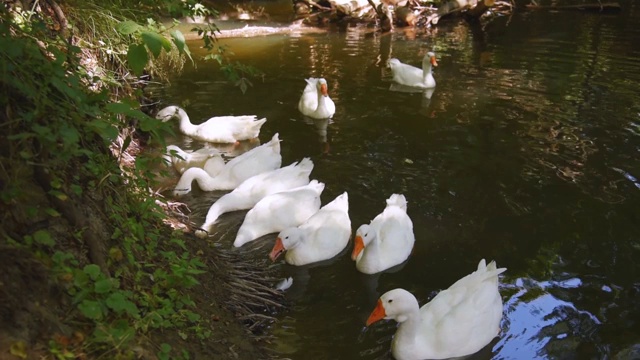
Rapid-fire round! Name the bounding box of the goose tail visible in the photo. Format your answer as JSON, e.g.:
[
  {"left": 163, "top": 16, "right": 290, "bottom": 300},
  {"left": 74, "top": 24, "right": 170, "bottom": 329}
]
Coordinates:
[
  {"left": 477, "top": 259, "right": 507, "bottom": 280},
  {"left": 296, "top": 157, "right": 314, "bottom": 174},
  {"left": 386, "top": 194, "right": 407, "bottom": 212},
  {"left": 307, "top": 180, "right": 325, "bottom": 195},
  {"left": 324, "top": 192, "right": 349, "bottom": 212},
  {"left": 267, "top": 133, "right": 282, "bottom": 153}
]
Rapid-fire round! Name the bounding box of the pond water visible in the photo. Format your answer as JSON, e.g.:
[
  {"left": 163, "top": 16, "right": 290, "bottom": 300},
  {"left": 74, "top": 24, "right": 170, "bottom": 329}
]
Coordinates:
[{"left": 154, "top": 3, "right": 640, "bottom": 359}]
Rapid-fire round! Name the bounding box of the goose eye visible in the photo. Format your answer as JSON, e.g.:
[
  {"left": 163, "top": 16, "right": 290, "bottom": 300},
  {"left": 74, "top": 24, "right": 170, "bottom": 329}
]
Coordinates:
[{"left": 388, "top": 299, "right": 393, "bottom": 303}]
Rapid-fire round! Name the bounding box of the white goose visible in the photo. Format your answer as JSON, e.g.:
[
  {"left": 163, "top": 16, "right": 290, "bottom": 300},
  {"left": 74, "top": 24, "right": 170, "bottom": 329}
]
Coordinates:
[
  {"left": 195, "top": 158, "right": 314, "bottom": 238},
  {"left": 155, "top": 105, "right": 267, "bottom": 143},
  {"left": 233, "top": 180, "right": 325, "bottom": 248},
  {"left": 163, "top": 145, "right": 221, "bottom": 174},
  {"left": 269, "top": 192, "right": 351, "bottom": 266},
  {"left": 388, "top": 51, "right": 438, "bottom": 89},
  {"left": 352, "top": 194, "right": 415, "bottom": 274},
  {"left": 172, "top": 133, "right": 282, "bottom": 196},
  {"left": 366, "top": 259, "right": 506, "bottom": 360},
  {"left": 298, "top": 78, "right": 336, "bottom": 119}
]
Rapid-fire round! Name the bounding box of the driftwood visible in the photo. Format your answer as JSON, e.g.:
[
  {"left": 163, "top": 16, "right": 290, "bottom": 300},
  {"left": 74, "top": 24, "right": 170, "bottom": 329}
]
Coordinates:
[
  {"left": 427, "top": 0, "right": 496, "bottom": 25},
  {"left": 525, "top": 2, "right": 621, "bottom": 12}
]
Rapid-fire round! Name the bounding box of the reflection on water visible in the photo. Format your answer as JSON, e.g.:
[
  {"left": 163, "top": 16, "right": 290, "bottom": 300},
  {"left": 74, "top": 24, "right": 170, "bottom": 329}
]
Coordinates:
[{"left": 155, "top": 3, "right": 640, "bottom": 359}]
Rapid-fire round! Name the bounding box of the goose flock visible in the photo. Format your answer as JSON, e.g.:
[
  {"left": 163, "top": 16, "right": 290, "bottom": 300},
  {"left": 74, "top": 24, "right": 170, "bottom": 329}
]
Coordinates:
[{"left": 156, "top": 55, "right": 507, "bottom": 360}]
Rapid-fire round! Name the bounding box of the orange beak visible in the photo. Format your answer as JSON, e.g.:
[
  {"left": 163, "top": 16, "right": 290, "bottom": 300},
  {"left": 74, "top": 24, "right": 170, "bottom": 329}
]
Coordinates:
[
  {"left": 430, "top": 56, "right": 438, "bottom": 67},
  {"left": 366, "top": 299, "right": 386, "bottom": 326},
  {"left": 351, "top": 235, "right": 365, "bottom": 260},
  {"left": 320, "top": 83, "right": 328, "bottom": 96},
  {"left": 269, "top": 237, "right": 285, "bottom": 261}
]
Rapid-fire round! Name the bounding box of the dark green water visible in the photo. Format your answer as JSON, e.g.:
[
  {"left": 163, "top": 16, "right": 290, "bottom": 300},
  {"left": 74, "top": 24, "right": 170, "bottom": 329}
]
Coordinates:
[{"left": 156, "top": 4, "right": 640, "bottom": 359}]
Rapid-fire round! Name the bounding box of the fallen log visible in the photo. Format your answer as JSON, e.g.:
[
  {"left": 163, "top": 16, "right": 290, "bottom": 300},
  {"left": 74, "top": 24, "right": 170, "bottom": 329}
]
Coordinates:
[
  {"left": 525, "top": 2, "right": 621, "bottom": 12},
  {"left": 428, "top": 0, "right": 496, "bottom": 25}
]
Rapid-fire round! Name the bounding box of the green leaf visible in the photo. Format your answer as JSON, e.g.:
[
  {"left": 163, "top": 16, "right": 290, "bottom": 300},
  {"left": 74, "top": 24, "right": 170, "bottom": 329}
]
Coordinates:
[
  {"left": 94, "top": 278, "right": 113, "bottom": 294},
  {"left": 93, "top": 320, "right": 134, "bottom": 345},
  {"left": 141, "top": 31, "right": 172, "bottom": 58},
  {"left": 121, "top": 136, "right": 132, "bottom": 153},
  {"left": 116, "top": 20, "right": 141, "bottom": 35},
  {"left": 83, "top": 264, "right": 101, "bottom": 280},
  {"left": 170, "top": 30, "right": 186, "bottom": 52},
  {"left": 170, "top": 30, "right": 192, "bottom": 62},
  {"left": 186, "top": 311, "right": 200, "bottom": 322},
  {"left": 138, "top": 115, "right": 159, "bottom": 132},
  {"left": 158, "top": 343, "right": 172, "bottom": 360},
  {"left": 105, "top": 292, "right": 139, "bottom": 317},
  {"left": 73, "top": 269, "right": 89, "bottom": 288},
  {"left": 106, "top": 102, "right": 152, "bottom": 120},
  {"left": 87, "top": 119, "right": 118, "bottom": 141},
  {"left": 45, "top": 208, "right": 61, "bottom": 217},
  {"left": 127, "top": 43, "right": 148, "bottom": 75},
  {"left": 70, "top": 184, "right": 83, "bottom": 196},
  {"left": 60, "top": 125, "right": 80, "bottom": 147},
  {"left": 78, "top": 299, "right": 103, "bottom": 320},
  {"left": 49, "top": 189, "right": 68, "bottom": 201},
  {"left": 33, "top": 230, "right": 55, "bottom": 246}
]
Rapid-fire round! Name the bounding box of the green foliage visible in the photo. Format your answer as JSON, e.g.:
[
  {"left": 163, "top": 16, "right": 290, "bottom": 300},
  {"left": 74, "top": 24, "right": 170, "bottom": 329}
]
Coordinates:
[
  {"left": 113, "top": 17, "right": 192, "bottom": 75},
  {"left": 0, "top": 2, "right": 217, "bottom": 358}
]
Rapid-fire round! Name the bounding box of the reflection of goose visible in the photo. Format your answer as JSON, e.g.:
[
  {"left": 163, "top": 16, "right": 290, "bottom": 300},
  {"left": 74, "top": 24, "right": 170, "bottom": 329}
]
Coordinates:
[
  {"left": 352, "top": 194, "right": 415, "bottom": 274},
  {"left": 389, "top": 83, "right": 435, "bottom": 99},
  {"left": 269, "top": 192, "right": 351, "bottom": 266},
  {"left": 366, "top": 259, "right": 506, "bottom": 360},
  {"left": 172, "top": 133, "right": 282, "bottom": 196},
  {"left": 298, "top": 78, "right": 336, "bottom": 119},
  {"left": 156, "top": 105, "right": 267, "bottom": 143},
  {"left": 388, "top": 52, "right": 438, "bottom": 89},
  {"left": 234, "top": 180, "right": 325, "bottom": 248},
  {"left": 303, "top": 116, "right": 331, "bottom": 154},
  {"left": 195, "top": 158, "right": 314, "bottom": 237},
  {"left": 389, "top": 84, "right": 435, "bottom": 115},
  {"left": 163, "top": 145, "right": 220, "bottom": 174}
]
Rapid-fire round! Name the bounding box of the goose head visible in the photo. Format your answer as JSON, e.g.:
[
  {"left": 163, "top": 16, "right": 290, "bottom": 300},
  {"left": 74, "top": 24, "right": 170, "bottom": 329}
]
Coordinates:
[
  {"left": 352, "top": 224, "right": 375, "bottom": 261},
  {"left": 156, "top": 105, "right": 182, "bottom": 122},
  {"left": 317, "top": 78, "right": 330, "bottom": 97},
  {"left": 366, "top": 288, "right": 419, "bottom": 325},
  {"left": 422, "top": 51, "right": 438, "bottom": 69},
  {"left": 269, "top": 227, "right": 303, "bottom": 261}
]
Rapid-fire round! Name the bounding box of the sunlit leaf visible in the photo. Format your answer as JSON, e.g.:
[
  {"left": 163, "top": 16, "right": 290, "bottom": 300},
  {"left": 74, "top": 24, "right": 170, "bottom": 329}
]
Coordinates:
[
  {"left": 45, "top": 208, "right": 61, "bottom": 217},
  {"left": 9, "top": 341, "right": 27, "bottom": 359},
  {"left": 116, "top": 20, "right": 141, "bottom": 35},
  {"left": 49, "top": 189, "right": 68, "bottom": 201},
  {"left": 170, "top": 30, "right": 192, "bottom": 62}
]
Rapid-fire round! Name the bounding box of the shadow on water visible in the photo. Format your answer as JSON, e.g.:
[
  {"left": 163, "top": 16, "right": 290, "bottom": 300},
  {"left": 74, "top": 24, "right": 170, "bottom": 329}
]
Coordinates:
[{"left": 153, "top": 2, "right": 640, "bottom": 358}]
